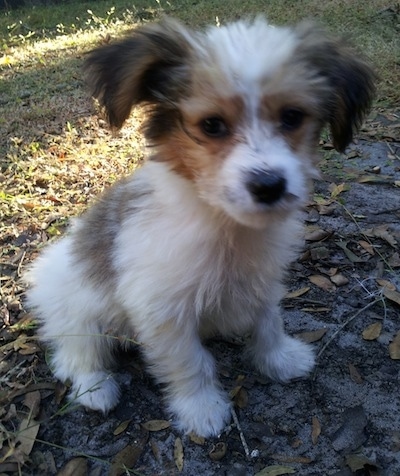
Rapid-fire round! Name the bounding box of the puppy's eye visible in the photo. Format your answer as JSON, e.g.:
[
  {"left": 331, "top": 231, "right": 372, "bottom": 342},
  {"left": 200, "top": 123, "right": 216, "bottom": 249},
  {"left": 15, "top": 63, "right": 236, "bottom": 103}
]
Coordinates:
[
  {"left": 280, "top": 108, "right": 305, "bottom": 131},
  {"left": 200, "top": 117, "right": 229, "bottom": 138}
]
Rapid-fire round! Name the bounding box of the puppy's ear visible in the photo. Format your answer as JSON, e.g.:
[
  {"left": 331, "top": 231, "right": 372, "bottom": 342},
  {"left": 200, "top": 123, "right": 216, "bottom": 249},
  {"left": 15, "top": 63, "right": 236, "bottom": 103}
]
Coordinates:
[
  {"left": 84, "top": 18, "right": 193, "bottom": 129},
  {"left": 295, "top": 23, "right": 376, "bottom": 152}
]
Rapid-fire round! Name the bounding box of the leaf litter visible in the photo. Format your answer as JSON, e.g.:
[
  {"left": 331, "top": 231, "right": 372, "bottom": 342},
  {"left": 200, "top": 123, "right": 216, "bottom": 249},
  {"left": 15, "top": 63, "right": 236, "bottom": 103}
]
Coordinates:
[{"left": 1, "top": 3, "right": 400, "bottom": 476}]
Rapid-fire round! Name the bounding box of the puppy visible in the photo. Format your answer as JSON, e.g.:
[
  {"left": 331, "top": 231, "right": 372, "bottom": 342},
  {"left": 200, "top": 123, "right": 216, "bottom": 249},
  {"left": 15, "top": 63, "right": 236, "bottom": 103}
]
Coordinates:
[{"left": 26, "top": 17, "right": 375, "bottom": 437}]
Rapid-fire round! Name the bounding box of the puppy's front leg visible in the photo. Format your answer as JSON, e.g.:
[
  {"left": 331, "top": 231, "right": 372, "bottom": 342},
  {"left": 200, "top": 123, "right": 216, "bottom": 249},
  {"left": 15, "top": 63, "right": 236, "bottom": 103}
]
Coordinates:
[
  {"left": 249, "top": 305, "right": 315, "bottom": 382},
  {"left": 138, "top": 318, "right": 231, "bottom": 437}
]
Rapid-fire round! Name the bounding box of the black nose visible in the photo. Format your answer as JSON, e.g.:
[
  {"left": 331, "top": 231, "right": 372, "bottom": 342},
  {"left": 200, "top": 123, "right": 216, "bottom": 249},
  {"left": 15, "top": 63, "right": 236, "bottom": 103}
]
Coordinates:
[{"left": 246, "top": 170, "right": 287, "bottom": 205}]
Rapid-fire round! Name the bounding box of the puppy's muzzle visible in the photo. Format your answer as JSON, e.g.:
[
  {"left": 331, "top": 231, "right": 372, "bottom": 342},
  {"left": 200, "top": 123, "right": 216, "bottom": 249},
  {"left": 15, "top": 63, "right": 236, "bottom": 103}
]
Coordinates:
[{"left": 246, "top": 170, "right": 287, "bottom": 205}]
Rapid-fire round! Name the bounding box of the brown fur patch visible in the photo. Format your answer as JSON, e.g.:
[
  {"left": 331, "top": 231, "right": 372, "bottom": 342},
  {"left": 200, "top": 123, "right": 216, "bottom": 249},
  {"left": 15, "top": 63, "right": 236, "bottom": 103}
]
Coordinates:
[{"left": 153, "top": 94, "right": 246, "bottom": 181}]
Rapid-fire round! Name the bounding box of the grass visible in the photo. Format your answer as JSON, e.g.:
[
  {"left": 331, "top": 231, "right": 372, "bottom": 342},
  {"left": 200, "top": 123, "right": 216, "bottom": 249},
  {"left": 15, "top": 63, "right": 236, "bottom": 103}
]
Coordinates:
[{"left": 0, "top": 0, "right": 399, "bottom": 472}]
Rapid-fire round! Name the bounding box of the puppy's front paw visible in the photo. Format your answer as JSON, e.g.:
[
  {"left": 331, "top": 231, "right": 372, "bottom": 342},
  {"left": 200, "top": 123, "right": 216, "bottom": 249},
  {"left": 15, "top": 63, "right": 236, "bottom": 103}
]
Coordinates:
[
  {"left": 70, "top": 372, "right": 120, "bottom": 413},
  {"left": 168, "top": 386, "right": 232, "bottom": 437},
  {"left": 255, "top": 335, "right": 315, "bottom": 382}
]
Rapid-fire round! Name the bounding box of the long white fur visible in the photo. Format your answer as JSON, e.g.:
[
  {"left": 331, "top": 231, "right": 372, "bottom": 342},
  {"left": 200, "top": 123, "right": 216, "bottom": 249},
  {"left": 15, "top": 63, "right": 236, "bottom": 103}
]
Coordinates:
[{"left": 27, "top": 17, "right": 372, "bottom": 437}]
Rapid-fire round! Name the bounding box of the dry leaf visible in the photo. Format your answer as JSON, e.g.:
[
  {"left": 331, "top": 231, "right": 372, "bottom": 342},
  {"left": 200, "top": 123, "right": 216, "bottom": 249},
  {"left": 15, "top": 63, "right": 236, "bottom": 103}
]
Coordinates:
[
  {"left": 174, "top": 437, "right": 184, "bottom": 472},
  {"left": 330, "top": 182, "right": 350, "bottom": 198},
  {"left": 336, "top": 241, "right": 364, "bottom": 263},
  {"left": 376, "top": 279, "right": 396, "bottom": 291},
  {"left": 389, "top": 331, "right": 400, "bottom": 360},
  {"left": 309, "top": 275, "right": 336, "bottom": 292},
  {"left": 383, "top": 288, "right": 400, "bottom": 306},
  {"left": 141, "top": 420, "right": 171, "bottom": 432},
  {"left": 311, "top": 416, "right": 321, "bottom": 445},
  {"left": 364, "top": 225, "right": 397, "bottom": 248},
  {"left": 304, "top": 228, "right": 330, "bottom": 242},
  {"left": 362, "top": 322, "right": 382, "bottom": 341},
  {"left": 57, "top": 457, "right": 87, "bottom": 476},
  {"left": 285, "top": 287, "right": 310, "bottom": 299},
  {"left": 230, "top": 386, "right": 248, "bottom": 409},
  {"left": 255, "top": 464, "right": 296, "bottom": 475},
  {"left": 345, "top": 453, "right": 378, "bottom": 472},
  {"left": 113, "top": 419, "right": 132, "bottom": 436},
  {"left": 348, "top": 363, "right": 363, "bottom": 384},
  {"left": 297, "top": 328, "right": 327, "bottom": 343},
  {"left": 330, "top": 273, "right": 349, "bottom": 286},
  {"left": 23, "top": 391, "right": 41, "bottom": 419},
  {"left": 110, "top": 444, "right": 145, "bottom": 476},
  {"left": 358, "top": 240, "right": 375, "bottom": 255},
  {"left": 388, "top": 252, "right": 400, "bottom": 268},
  {"left": 189, "top": 432, "right": 205, "bottom": 445},
  {"left": 209, "top": 442, "right": 227, "bottom": 461},
  {"left": 17, "top": 418, "right": 40, "bottom": 457}
]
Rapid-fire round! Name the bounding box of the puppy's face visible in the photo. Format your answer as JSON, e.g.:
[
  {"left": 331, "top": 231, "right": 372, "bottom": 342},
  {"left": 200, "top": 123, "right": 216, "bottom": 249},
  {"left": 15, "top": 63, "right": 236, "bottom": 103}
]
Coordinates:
[{"left": 85, "top": 18, "right": 375, "bottom": 228}]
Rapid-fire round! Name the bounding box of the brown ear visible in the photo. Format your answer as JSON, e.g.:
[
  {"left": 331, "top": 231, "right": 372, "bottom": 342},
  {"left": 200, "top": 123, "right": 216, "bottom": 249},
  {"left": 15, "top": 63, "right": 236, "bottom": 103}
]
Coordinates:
[
  {"left": 294, "top": 23, "right": 376, "bottom": 152},
  {"left": 83, "top": 18, "right": 193, "bottom": 129}
]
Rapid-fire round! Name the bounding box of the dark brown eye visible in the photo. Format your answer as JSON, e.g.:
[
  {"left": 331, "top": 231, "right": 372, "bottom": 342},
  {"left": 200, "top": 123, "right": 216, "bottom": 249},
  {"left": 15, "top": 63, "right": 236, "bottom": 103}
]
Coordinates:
[
  {"left": 200, "top": 117, "right": 229, "bottom": 137},
  {"left": 280, "top": 108, "right": 305, "bottom": 131}
]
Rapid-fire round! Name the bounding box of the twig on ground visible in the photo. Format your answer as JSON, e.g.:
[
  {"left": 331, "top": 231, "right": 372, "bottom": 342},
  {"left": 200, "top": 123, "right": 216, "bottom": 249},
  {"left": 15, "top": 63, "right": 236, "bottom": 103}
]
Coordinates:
[
  {"left": 313, "top": 298, "right": 382, "bottom": 381},
  {"left": 231, "top": 407, "right": 252, "bottom": 460}
]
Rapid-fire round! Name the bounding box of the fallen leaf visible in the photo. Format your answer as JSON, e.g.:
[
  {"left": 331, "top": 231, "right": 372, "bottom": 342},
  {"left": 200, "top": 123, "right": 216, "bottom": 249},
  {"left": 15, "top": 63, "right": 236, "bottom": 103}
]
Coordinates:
[
  {"left": 336, "top": 241, "right": 364, "bottom": 263},
  {"left": 312, "top": 416, "right": 321, "bottom": 445},
  {"left": 330, "top": 273, "right": 349, "bottom": 286},
  {"left": 174, "top": 437, "right": 184, "bottom": 472},
  {"left": 57, "top": 457, "right": 87, "bottom": 476},
  {"left": 376, "top": 279, "right": 396, "bottom": 291},
  {"left": 358, "top": 240, "right": 375, "bottom": 255},
  {"left": 141, "top": 420, "right": 171, "bottom": 432},
  {"left": 383, "top": 288, "right": 400, "bottom": 306},
  {"left": 364, "top": 225, "right": 397, "bottom": 248},
  {"left": 23, "top": 391, "right": 41, "bottom": 419},
  {"left": 348, "top": 363, "right": 363, "bottom": 384},
  {"left": 110, "top": 444, "right": 144, "bottom": 476},
  {"left": 255, "top": 464, "right": 296, "bottom": 475},
  {"left": 189, "top": 432, "right": 205, "bottom": 445},
  {"left": 297, "top": 328, "right": 327, "bottom": 343},
  {"left": 304, "top": 228, "right": 330, "bottom": 242},
  {"left": 310, "top": 246, "right": 330, "bottom": 261},
  {"left": 113, "top": 419, "right": 132, "bottom": 436},
  {"left": 285, "top": 287, "right": 310, "bottom": 299},
  {"left": 231, "top": 386, "right": 248, "bottom": 409},
  {"left": 357, "top": 174, "right": 392, "bottom": 184},
  {"left": 388, "top": 252, "right": 400, "bottom": 268},
  {"left": 389, "top": 331, "right": 400, "bottom": 360},
  {"left": 110, "top": 428, "right": 148, "bottom": 476},
  {"left": 345, "top": 453, "right": 379, "bottom": 472},
  {"left": 209, "top": 442, "right": 226, "bottom": 461},
  {"left": 17, "top": 418, "right": 40, "bottom": 457},
  {"left": 362, "top": 322, "right": 382, "bottom": 341},
  {"left": 309, "top": 275, "right": 336, "bottom": 292},
  {"left": 330, "top": 182, "right": 350, "bottom": 198}
]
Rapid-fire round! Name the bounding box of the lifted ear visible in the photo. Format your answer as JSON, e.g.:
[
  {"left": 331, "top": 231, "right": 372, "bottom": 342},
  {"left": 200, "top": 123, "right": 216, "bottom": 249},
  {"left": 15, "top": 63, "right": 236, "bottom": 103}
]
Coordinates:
[
  {"left": 83, "top": 18, "right": 193, "bottom": 129},
  {"left": 295, "top": 23, "right": 376, "bottom": 152}
]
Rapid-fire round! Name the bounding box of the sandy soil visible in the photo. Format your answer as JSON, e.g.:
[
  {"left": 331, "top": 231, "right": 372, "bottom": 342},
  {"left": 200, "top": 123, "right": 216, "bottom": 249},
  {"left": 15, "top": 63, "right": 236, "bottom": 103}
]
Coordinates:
[{"left": 2, "top": 135, "right": 400, "bottom": 476}]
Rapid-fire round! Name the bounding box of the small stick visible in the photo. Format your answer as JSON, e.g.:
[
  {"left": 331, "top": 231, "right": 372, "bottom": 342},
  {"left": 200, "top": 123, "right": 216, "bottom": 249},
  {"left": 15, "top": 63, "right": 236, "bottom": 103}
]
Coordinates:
[
  {"left": 231, "top": 407, "right": 251, "bottom": 459},
  {"left": 315, "top": 298, "right": 381, "bottom": 368}
]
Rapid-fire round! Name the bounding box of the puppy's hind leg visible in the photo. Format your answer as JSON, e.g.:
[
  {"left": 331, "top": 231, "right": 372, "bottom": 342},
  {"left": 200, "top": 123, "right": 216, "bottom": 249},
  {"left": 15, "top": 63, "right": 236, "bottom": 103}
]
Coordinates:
[
  {"left": 50, "top": 329, "right": 121, "bottom": 413},
  {"left": 249, "top": 304, "right": 315, "bottom": 382}
]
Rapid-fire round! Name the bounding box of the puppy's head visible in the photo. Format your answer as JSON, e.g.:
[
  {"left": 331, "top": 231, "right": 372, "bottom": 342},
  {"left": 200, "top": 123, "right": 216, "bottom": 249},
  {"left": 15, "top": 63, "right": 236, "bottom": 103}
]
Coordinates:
[{"left": 84, "top": 18, "right": 375, "bottom": 228}]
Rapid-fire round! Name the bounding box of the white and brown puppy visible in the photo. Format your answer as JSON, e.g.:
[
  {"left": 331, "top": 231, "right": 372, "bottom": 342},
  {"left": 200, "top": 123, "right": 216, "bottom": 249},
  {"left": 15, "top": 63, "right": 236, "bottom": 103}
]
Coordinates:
[{"left": 27, "top": 18, "right": 375, "bottom": 437}]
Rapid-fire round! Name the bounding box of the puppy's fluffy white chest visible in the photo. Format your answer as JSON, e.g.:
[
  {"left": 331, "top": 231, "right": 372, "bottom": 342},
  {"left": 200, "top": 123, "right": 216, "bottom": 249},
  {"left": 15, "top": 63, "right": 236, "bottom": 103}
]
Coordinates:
[{"left": 97, "top": 161, "right": 298, "bottom": 335}]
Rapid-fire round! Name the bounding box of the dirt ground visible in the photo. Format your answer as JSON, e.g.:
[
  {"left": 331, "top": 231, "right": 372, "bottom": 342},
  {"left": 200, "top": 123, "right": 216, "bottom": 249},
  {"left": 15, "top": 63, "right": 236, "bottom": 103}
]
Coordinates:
[{"left": 1, "top": 117, "right": 400, "bottom": 475}]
